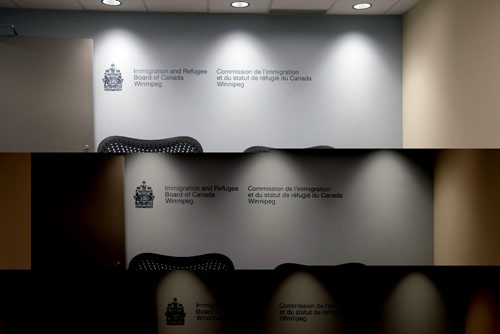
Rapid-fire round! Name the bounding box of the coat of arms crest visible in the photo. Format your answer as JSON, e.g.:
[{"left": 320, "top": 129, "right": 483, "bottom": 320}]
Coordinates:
[
  {"left": 165, "top": 298, "right": 186, "bottom": 326},
  {"left": 134, "top": 181, "right": 154, "bottom": 208},
  {"left": 103, "top": 64, "right": 123, "bottom": 91}
]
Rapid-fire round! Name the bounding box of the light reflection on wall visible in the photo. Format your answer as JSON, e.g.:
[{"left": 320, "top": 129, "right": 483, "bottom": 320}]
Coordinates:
[
  {"left": 207, "top": 30, "right": 270, "bottom": 68},
  {"left": 96, "top": 28, "right": 147, "bottom": 66},
  {"left": 381, "top": 273, "right": 450, "bottom": 334},
  {"left": 313, "top": 31, "right": 401, "bottom": 144},
  {"left": 466, "top": 289, "right": 500, "bottom": 334},
  {"left": 235, "top": 151, "right": 334, "bottom": 261},
  {"left": 205, "top": 30, "right": 274, "bottom": 123},
  {"left": 343, "top": 150, "right": 433, "bottom": 264},
  {"left": 330, "top": 32, "right": 383, "bottom": 84},
  {"left": 264, "top": 271, "right": 342, "bottom": 334},
  {"left": 346, "top": 150, "right": 431, "bottom": 219},
  {"left": 94, "top": 28, "right": 163, "bottom": 143}
]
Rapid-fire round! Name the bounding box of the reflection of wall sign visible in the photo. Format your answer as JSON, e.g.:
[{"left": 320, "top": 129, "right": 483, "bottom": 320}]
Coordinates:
[
  {"left": 165, "top": 298, "right": 186, "bottom": 326},
  {"left": 103, "top": 64, "right": 123, "bottom": 91},
  {"left": 134, "top": 181, "right": 155, "bottom": 208}
]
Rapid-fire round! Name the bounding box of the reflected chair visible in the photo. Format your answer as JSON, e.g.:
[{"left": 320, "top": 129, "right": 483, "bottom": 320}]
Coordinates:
[
  {"left": 244, "top": 145, "right": 334, "bottom": 153},
  {"left": 274, "top": 262, "right": 365, "bottom": 272},
  {"left": 244, "top": 146, "right": 272, "bottom": 153},
  {"left": 307, "top": 145, "right": 335, "bottom": 150},
  {"left": 97, "top": 136, "right": 203, "bottom": 153},
  {"left": 128, "top": 253, "right": 235, "bottom": 271}
]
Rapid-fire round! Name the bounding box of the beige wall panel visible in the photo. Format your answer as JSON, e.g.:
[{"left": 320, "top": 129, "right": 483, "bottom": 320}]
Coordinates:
[
  {"left": 0, "top": 37, "right": 94, "bottom": 152},
  {"left": 0, "top": 154, "right": 31, "bottom": 269},
  {"left": 435, "top": 150, "right": 500, "bottom": 264},
  {"left": 403, "top": 0, "right": 500, "bottom": 148},
  {"left": 31, "top": 154, "right": 125, "bottom": 269},
  {"left": 466, "top": 290, "right": 500, "bottom": 334}
]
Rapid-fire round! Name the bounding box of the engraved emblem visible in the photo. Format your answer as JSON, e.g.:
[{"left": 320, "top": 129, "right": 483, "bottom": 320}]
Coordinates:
[
  {"left": 165, "top": 298, "right": 186, "bottom": 326},
  {"left": 103, "top": 64, "right": 123, "bottom": 91},
  {"left": 134, "top": 181, "right": 154, "bottom": 208}
]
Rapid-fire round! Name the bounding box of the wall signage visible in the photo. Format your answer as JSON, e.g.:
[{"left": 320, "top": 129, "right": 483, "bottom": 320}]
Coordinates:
[
  {"left": 148, "top": 184, "right": 343, "bottom": 207},
  {"left": 164, "top": 298, "right": 226, "bottom": 326},
  {"left": 127, "top": 66, "right": 312, "bottom": 89},
  {"left": 133, "top": 183, "right": 343, "bottom": 208},
  {"left": 165, "top": 298, "right": 186, "bottom": 326},
  {"left": 102, "top": 64, "right": 123, "bottom": 91},
  {"left": 195, "top": 302, "right": 226, "bottom": 321},
  {"left": 133, "top": 67, "right": 208, "bottom": 88},
  {"left": 134, "top": 181, "right": 155, "bottom": 208},
  {"left": 278, "top": 302, "right": 341, "bottom": 323},
  {"left": 247, "top": 185, "right": 343, "bottom": 206}
]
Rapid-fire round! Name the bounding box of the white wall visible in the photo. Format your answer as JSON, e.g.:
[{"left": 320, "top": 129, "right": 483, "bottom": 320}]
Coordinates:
[
  {"left": 0, "top": 10, "right": 403, "bottom": 151},
  {"left": 93, "top": 15, "right": 402, "bottom": 151},
  {"left": 125, "top": 151, "right": 433, "bottom": 268}
]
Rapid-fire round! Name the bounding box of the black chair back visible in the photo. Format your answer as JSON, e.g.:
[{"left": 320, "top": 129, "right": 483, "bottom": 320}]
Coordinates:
[
  {"left": 98, "top": 136, "right": 203, "bottom": 153},
  {"left": 244, "top": 145, "right": 334, "bottom": 153},
  {"left": 128, "top": 253, "right": 235, "bottom": 271}
]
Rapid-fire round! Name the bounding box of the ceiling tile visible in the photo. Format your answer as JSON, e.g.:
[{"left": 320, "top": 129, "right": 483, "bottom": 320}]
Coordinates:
[
  {"left": 0, "top": 0, "right": 17, "bottom": 8},
  {"left": 270, "top": 0, "right": 334, "bottom": 11},
  {"left": 144, "top": 0, "right": 207, "bottom": 12},
  {"left": 79, "top": 0, "right": 146, "bottom": 12},
  {"left": 1, "top": 0, "right": 423, "bottom": 15},
  {"left": 327, "top": 0, "right": 399, "bottom": 15},
  {"left": 386, "top": 0, "right": 421, "bottom": 14},
  {"left": 209, "top": 0, "right": 271, "bottom": 13},
  {"left": 13, "top": 0, "right": 82, "bottom": 10}
]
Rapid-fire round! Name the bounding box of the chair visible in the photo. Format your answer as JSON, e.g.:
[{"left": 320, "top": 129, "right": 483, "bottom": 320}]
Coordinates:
[
  {"left": 307, "top": 145, "right": 335, "bottom": 150},
  {"left": 97, "top": 136, "right": 203, "bottom": 153},
  {"left": 128, "top": 253, "right": 235, "bottom": 271},
  {"left": 274, "top": 262, "right": 365, "bottom": 271},
  {"left": 244, "top": 146, "right": 272, "bottom": 153},
  {"left": 244, "top": 145, "right": 334, "bottom": 153}
]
